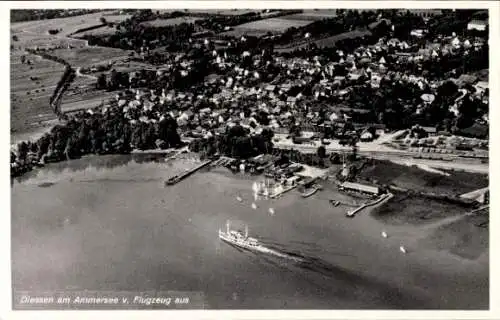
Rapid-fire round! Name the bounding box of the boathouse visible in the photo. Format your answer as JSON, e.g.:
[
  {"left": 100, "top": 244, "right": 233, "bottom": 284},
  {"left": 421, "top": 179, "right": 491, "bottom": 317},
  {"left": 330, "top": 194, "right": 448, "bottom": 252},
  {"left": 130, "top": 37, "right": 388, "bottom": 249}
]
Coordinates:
[{"left": 339, "top": 181, "right": 380, "bottom": 196}]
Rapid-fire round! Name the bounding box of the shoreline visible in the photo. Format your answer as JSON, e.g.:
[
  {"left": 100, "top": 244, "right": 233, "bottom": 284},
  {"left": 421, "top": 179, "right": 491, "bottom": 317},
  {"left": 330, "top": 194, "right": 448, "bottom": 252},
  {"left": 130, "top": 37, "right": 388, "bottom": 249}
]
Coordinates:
[{"left": 11, "top": 157, "right": 488, "bottom": 309}]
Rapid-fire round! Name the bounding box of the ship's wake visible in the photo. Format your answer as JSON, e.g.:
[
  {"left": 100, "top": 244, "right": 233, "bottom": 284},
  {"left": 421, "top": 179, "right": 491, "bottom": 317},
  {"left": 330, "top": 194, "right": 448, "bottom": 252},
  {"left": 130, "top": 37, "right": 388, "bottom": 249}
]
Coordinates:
[
  {"left": 223, "top": 235, "right": 356, "bottom": 276},
  {"left": 221, "top": 234, "right": 431, "bottom": 308}
]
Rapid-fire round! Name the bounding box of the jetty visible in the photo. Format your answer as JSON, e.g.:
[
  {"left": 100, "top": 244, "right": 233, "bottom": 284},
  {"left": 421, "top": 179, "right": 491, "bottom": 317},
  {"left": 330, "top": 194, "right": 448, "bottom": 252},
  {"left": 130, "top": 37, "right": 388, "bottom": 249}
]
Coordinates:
[
  {"left": 329, "top": 199, "right": 361, "bottom": 207},
  {"left": 164, "top": 159, "right": 213, "bottom": 186},
  {"left": 346, "top": 193, "right": 394, "bottom": 218},
  {"left": 300, "top": 184, "right": 323, "bottom": 198},
  {"left": 269, "top": 184, "right": 298, "bottom": 199},
  {"left": 212, "top": 156, "right": 235, "bottom": 167}
]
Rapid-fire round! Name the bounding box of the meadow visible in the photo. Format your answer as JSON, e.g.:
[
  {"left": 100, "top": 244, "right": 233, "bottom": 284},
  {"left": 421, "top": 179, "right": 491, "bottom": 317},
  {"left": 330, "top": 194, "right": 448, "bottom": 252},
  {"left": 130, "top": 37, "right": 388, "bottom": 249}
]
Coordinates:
[
  {"left": 11, "top": 52, "right": 65, "bottom": 135},
  {"left": 139, "top": 16, "right": 201, "bottom": 28}
]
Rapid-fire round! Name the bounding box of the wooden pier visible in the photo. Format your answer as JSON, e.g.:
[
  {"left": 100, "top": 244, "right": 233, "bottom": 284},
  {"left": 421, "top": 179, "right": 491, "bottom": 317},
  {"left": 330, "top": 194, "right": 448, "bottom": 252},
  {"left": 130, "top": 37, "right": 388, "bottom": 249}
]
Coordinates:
[
  {"left": 346, "top": 193, "right": 394, "bottom": 218},
  {"left": 164, "top": 159, "right": 213, "bottom": 186},
  {"left": 269, "top": 184, "right": 298, "bottom": 199}
]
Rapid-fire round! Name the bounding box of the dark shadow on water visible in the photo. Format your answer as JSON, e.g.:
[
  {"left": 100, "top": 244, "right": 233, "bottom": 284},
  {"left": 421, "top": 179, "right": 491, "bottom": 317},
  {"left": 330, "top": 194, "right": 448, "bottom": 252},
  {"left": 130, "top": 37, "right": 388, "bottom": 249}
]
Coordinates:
[
  {"left": 13, "top": 154, "right": 169, "bottom": 185},
  {"left": 37, "top": 182, "right": 56, "bottom": 188}
]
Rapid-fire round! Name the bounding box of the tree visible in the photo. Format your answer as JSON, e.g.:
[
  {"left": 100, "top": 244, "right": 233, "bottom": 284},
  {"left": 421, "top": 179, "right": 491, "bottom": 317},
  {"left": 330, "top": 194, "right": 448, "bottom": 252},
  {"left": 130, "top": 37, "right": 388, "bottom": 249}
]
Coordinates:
[
  {"left": 317, "top": 145, "right": 326, "bottom": 159},
  {"left": 96, "top": 73, "right": 107, "bottom": 90},
  {"left": 109, "top": 69, "right": 120, "bottom": 90},
  {"left": 437, "top": 80, "right": 458, "bottom": 100}
]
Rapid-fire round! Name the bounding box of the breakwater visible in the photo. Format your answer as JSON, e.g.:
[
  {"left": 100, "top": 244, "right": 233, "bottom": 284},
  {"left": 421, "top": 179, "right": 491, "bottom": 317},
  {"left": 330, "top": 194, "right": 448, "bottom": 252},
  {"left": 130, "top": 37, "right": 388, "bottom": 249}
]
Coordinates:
[
  {"left": 164, "top": 159, "right": 213, "bottom": 186},
  {"left": 346, "top": 193, "right": 394, "bottom": 217}
]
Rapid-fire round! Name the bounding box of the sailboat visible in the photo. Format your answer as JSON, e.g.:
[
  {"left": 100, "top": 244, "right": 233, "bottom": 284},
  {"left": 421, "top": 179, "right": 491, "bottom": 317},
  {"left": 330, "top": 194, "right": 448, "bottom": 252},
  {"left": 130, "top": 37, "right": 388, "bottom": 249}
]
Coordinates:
[{"left": 263, "top": 187, "right": 269, "bottom": 198}]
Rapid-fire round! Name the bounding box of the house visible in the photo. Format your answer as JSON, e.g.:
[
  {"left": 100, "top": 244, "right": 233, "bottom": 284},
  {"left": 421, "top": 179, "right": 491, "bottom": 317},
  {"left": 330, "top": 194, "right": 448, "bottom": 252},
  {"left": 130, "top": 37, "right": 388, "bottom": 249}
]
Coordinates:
[
  {"left": 339, "top": 182, "right": 380, "bottom": 196},
  {"left": 360, "top": 131, "right": 374, "bottom": 142},
  {"left": 467, "top": 20, "right": 488, "bottom": 31},
  {"left": 421, "top": 126, "right": 438, "bottom": 136},
  {"left": 410, "top": 29, "right": 425, "bottom": 38},
  {"left": 398, "top": 9, "right": 442, "bottom": 18},
  {"left": 265, "top": 84, "right": 276, "bottom": 92}
]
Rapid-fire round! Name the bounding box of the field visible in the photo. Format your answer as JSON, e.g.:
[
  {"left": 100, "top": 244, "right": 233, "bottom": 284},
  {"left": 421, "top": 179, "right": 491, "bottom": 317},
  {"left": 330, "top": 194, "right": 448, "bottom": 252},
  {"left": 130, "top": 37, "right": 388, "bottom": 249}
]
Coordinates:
[
  {"left": 140, "top": 16, "right": 201, "bottom": 28},
  {"left": 215, "top": 9, "right": 261, "bottom": 16},
  {"left": 275, "top": 29, "right": 373, "bottom": 52},
  {"left": 281, "top": 10, "right": 338, "bottom": 21},
  {"left": 234, "top": 17, "right": 313, "bottom": 31},
  {"left": 167, "top": 9, "right": 260, "bottom": 16},
  {"left": 358, "top": 159, "right": 488, "bottom": 196},
  {"left": 10, "top": 52, "right": 65, "bottom": 135},
  {"left": 101, "top": 14, "right": 132, "bottom": 23},
  {"left": 314, "top": 30, "right": 372, "bottom": 48},
  {"left": 11, "top": 31, "right": 88, "bottom": 50},
  {"left": 60, "top": 89, "right": 118, "bottom": 114},
  {"left": 221, "top": 17, "right": 314, "bottom": 37},
  {"left": 10, "top": 12, "right": 133, "bottom": 140},
  {"left": 11, "top": 12, "right": 112, "bottom": 37},
  {"left": 371, "top": 194, "right": 468, "bottom": 225},
  {"left": 78, "top": 25, "right": 118, "bottom": 37},
  {"left": 10, "top": 54, "right": 64, "bottom": 133},
  {"left": 49, "top": 46, "right": 131, "bottom": 67}
]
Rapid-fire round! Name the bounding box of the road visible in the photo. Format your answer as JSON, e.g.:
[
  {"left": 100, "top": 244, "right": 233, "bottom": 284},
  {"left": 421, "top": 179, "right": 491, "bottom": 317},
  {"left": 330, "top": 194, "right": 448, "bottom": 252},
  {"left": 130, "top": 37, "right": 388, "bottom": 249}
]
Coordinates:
[
  {"left": 273, "top": 132, "right": 488, "bottom": 174},
  {"left": 76, "top": 67, "right": 97, "bottom": 80}
]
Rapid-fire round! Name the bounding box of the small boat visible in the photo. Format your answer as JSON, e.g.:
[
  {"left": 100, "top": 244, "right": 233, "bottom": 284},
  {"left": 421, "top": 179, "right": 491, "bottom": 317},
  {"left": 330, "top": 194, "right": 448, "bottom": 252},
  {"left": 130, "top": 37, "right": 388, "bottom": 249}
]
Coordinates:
[
  {"left": 268, "top": 208, "right": 275, "bottom": 215},
  {"left": 399, "top": 246, "right": 407, "bottom": 254},
  {"left": 381, "top": 231, "right": 388, "bottom": 238},
  {"left": 236, "top": 196, "right": 242, "bottom": 202},
  {"left": 251, "top": 203, "right": 257, "bottom": 210}
]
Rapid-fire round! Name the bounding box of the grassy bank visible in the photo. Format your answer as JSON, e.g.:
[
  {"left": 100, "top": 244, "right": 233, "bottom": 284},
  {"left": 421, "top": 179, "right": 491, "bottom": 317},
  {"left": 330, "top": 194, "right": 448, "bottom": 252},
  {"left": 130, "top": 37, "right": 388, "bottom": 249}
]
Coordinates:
[{"left": 358, "top": 159, "right": 488, "bottom": 196}]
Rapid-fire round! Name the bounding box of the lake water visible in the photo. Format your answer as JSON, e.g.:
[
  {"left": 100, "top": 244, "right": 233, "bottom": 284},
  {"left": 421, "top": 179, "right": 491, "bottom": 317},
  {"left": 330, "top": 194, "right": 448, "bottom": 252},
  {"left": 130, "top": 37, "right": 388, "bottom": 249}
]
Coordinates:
[{"left": 11, "top": 155, "right": 489, "bottom": 309}]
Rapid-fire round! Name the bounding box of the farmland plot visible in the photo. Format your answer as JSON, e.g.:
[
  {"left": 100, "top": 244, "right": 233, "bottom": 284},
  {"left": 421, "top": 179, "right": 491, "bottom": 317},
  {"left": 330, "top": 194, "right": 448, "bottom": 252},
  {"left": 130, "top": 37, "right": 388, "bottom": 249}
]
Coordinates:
[
  {"left": 222, "top": 17, "right": 314, "bottom": 37},
  {"left": 234, "top": 17, "right": 313, "bottom": 31},
  {"left": 11, "top": 11, "right": 112, "bottom": 37},
  {"left": 11, "top": 31, "right": 88, "bottom": 51},
  {"left": 11, "top": 53, "right": 65, "bottom": 134},
  {"left": 50, "top": 46, "right": 131, "bottom": 67},
  {"left": 215, "top": 9, "right": 261, "bottom": 16},
  {"left": 139, "top": 16, "right": 201, "bottom": 27},
  {"left": 60, "top": 89, "right": 119, "bottom": 114},
  {"left": 78, "top": 25, "right": 118, "bottom": 37},
  {"left": 100, "top": 14, "right": 133, "bottom": 23},
  {"left": 281, "top": 10, "right": 338, "bottom": 21},
  {"left": 275, "top": 29, "right": 372, "bottom": 52},
  {"left": 313, "top": 29, "right": 372, "bottom": 48}
]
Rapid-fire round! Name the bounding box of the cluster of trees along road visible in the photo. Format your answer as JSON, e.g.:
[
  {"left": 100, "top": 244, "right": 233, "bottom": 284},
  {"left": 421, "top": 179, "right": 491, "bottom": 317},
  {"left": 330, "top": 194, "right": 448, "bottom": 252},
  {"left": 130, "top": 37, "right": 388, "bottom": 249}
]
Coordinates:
[{"left": 25, "top": 48, "right": 77, "bottom": 116}]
